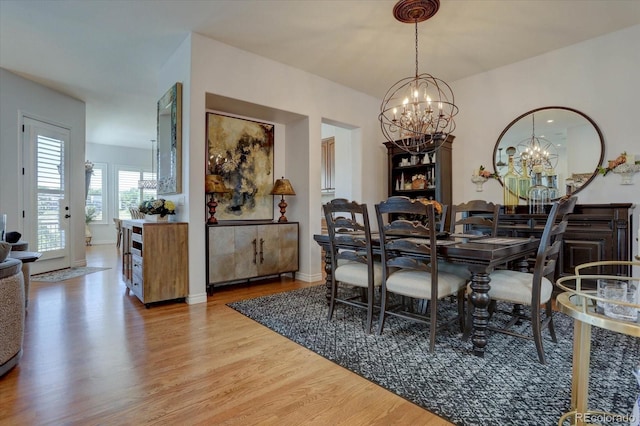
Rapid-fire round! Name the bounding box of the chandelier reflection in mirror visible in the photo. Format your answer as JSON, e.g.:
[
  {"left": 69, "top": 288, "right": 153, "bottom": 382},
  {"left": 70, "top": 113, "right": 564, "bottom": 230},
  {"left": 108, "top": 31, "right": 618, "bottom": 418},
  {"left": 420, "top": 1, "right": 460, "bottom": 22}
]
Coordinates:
[
  {"left": 138, "top": 139, "right": 158, "bottom": 190},
  {"left": 515, "top": 114, "right": 558, "bottom": 175},
  {"left": 379, "top": 0, "right": 458, "bottom": 153}
]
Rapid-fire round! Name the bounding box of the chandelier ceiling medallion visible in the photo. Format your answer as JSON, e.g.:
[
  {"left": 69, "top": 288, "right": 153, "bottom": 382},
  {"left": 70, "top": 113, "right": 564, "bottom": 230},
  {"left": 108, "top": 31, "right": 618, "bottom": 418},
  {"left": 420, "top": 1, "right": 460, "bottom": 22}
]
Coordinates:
[{"left": 379, "top": 0, "right": 458, "bottom": 153}]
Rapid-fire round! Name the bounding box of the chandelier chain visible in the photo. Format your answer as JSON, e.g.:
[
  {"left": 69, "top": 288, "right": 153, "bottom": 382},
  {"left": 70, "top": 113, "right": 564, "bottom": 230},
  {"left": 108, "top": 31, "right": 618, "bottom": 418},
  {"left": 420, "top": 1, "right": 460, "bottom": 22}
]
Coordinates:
[{"left": 414, "top": 20, "right": 419, "bottom": 78}]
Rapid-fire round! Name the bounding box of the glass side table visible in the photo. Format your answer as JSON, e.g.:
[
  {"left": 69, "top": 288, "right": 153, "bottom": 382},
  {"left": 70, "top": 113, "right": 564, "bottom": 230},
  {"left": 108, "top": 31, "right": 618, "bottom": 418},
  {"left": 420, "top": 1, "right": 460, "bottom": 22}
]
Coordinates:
[{"left": 556, "top": 273, "right": 640, "bottom": 426}]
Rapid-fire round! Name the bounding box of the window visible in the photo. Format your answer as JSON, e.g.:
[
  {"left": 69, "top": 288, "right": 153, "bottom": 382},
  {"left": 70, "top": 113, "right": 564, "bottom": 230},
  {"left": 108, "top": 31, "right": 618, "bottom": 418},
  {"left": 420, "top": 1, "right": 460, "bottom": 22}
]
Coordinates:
[
  {"left": 86, "top": 162, "right": 106, "bottom": 224},
  {"left": 117, "top": 168, "right": 156, "bottom": 219}
]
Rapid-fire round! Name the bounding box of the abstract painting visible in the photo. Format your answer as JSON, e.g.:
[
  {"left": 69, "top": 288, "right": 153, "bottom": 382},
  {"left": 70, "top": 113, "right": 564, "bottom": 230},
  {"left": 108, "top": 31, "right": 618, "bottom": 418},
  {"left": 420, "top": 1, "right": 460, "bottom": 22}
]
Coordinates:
[{"left": 206, "top": 113, "right": 274, "bottom": 221}]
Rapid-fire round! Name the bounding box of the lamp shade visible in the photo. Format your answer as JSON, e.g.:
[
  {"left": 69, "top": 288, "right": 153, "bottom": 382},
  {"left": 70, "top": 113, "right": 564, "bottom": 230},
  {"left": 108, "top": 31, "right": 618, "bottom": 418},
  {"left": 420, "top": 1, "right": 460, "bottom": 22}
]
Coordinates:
[
  {"left": 205, "top": 174, "right": 231, "bottom": 194},
  {"left": 270, "top": 177, "right": 296, "bottom": 196}
]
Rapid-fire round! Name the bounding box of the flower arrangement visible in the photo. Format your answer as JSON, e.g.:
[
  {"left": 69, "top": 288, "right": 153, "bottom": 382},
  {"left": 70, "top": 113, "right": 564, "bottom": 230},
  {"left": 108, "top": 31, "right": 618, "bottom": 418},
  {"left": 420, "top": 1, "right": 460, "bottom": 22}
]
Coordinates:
[
  {"left": 412, "top": 174, "right": 426, "bottom": 181},
  {"left": 474, "top": 165, "right": 499, "bottom": 179},
  {"left": 139, "top": 198, "right": 176, "bottom": 217},
  {"left": 598, "top": 152, "right": 628, "bottom": 176},
  {"left": 85, "top": 161, "right": 94, "bottom": 174}
]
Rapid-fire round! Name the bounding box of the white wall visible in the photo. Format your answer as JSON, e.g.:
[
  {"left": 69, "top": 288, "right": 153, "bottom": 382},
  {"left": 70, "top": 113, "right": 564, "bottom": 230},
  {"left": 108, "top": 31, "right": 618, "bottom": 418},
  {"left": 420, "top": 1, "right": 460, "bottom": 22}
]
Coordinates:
[
  {"left": 160, "top": 33, "right": 383, "bottom": 303},
  {"left": 451, "top": 25, "right": 640, "bottom": 265},
  {"left": 0, "top": 68, "right": 86, "bottom": 269}
]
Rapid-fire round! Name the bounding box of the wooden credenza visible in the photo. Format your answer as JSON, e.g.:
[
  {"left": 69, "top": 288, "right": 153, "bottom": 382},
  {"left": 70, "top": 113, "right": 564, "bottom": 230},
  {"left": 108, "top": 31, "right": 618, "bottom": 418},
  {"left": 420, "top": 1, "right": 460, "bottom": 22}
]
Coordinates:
[
  {"left": 122, "top": 220, "right": 188, "bottom": 307},
  {"left": 206, "top": 221, "right": 299, "bottom": 293},
  {"left": 497, "top": 203, "right": 635, "bottom": 278}
]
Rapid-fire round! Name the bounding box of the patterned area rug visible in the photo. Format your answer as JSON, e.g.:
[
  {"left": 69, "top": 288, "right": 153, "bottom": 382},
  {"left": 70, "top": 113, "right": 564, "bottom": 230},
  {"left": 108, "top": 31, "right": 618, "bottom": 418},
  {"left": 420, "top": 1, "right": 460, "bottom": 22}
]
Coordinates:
[
  {"left": 228, "top": 285, "right": 639, "bottom": 426},
  {"left": 31, "top": 266, "right": 111, "bottom": 282}
]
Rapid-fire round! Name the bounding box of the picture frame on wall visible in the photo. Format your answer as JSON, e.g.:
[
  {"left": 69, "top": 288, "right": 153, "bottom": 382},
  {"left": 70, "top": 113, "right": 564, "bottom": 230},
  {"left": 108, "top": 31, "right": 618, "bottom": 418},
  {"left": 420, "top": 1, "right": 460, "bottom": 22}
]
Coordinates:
[{"left": 206, "top": 112, "right": 275, "bottom": 221}]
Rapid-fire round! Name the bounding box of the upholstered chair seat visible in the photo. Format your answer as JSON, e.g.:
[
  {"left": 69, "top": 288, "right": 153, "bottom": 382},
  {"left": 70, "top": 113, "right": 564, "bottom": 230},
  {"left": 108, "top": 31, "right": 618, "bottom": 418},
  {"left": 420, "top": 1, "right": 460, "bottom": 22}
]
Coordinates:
[
  {"left": 486, "top": 269, "right": 554, "bottom": 306},
  {"left": 335, "top": 260, "right": 383, "bottom": 289},
  {"left": 386, "top": 269, "right": 465, "bottom": 300}
]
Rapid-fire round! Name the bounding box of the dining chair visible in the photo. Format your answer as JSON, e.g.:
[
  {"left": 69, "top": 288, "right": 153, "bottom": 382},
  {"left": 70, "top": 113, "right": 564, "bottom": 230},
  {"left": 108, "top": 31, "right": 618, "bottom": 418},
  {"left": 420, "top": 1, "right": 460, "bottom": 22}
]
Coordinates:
[
  {"left": 449, "top": 200, "right": 500, "bottom": 236},
  {"left": 375, "top": 196, "right": 468, "bottom": 352},
  {"left": 129, "top": 207, "right": 145, "bottom": 219},
  {"left": 437, "top": 204, "right": 448, "bottom": 233},
  {"left": 323, "top": 198, "right": 382, "bottom": 334},
  {"left": 479, "top": 195, "right": 577, "bottom": 364}
]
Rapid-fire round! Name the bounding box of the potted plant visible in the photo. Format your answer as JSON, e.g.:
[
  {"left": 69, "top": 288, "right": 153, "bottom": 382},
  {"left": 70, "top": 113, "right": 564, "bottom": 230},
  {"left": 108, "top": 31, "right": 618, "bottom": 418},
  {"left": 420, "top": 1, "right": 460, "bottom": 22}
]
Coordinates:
[{"left": 85, "top": 205, "right": 97, "bottom": 245}]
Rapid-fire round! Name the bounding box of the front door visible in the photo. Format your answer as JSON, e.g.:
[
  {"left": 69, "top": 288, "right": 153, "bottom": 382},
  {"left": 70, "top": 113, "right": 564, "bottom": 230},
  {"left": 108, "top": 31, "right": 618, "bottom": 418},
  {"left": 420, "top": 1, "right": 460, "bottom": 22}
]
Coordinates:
[{"left": 22, "top": 116, "right": 71, "bottom": 274}]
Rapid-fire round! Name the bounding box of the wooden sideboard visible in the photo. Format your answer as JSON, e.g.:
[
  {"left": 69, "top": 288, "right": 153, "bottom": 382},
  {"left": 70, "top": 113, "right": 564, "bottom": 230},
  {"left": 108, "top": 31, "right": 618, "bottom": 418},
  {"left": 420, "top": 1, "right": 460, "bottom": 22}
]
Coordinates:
[
  {"left": 497, "top": 203, "right": 635, "bottom": 278},
  {"left": 121, "top": 220, "right": 189, "bottom": 307},
  {"left": 206, "top": 221, "right": 299, "bottom": 293}
]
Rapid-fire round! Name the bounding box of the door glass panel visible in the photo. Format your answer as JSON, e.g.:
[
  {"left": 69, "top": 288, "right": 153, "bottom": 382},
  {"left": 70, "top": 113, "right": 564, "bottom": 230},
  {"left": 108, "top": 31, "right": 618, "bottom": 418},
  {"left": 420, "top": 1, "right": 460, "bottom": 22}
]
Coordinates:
[{"left": 36, "top": 135, "right": 65, "bottom": 252}]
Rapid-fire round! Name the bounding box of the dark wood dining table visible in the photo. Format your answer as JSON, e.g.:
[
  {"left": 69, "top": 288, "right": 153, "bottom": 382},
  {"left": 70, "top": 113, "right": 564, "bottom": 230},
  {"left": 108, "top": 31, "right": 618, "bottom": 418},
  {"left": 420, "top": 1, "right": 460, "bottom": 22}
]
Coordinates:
[{"left": 313, "top": 233, "right": 540, "bottom": 357}]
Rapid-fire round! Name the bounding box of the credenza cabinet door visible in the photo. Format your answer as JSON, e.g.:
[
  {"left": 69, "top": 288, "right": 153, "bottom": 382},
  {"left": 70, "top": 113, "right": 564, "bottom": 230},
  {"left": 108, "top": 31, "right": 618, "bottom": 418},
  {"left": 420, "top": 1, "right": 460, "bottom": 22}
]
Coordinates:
[
  {"left": 208, "top": 226, "right": 238, "bottom": 283},
  {"left": 278, "top": 224, "right": 299, "bottom": 274}
]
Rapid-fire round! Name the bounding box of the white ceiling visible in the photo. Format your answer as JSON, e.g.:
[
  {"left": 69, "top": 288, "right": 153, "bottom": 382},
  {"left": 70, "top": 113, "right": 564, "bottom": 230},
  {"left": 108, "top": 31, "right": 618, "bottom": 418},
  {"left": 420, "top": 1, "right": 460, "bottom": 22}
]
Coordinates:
[{"left": 1, "top": 0, "right": 639, "bottom": 150}]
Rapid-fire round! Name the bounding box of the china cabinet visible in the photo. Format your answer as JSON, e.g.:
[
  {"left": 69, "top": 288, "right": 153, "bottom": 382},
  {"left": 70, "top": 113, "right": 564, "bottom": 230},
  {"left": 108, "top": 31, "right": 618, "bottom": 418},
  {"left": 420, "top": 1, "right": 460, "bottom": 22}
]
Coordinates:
[
  {"left": 121, "top": 220, "right": 188, "bottom": 307},
  {"left": 384, "top": 135, "right": 453, "bottom": 211}
]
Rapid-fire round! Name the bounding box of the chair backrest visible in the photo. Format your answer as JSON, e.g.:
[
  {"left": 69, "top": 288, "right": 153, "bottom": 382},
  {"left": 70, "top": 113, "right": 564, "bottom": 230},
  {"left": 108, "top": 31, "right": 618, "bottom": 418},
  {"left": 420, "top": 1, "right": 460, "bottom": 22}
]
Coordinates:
[
  {"left": 530, "top": 196, "right": 578, "bottom": 305},
  {"left": 375, "top": 196, "right": 439, "bottom": 295},
  {"left": 129, "top": 207, "right": 145, "bottom": 219},
  {"left": 449, "top": 200, "right": 500, "bottom": 236},
  {"left": 437, "top": 204, "right": 448, "bottom": 233},
  {"left": 323, "top": 198, "right": 374, "bottom": 270}
]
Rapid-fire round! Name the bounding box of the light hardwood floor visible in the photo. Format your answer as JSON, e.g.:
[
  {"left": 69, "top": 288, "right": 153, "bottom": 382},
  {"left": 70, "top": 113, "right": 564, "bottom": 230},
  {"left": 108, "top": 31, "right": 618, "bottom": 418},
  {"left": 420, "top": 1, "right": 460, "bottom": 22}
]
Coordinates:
[{"left": 1, "top": 244, "right": 451, "bottom": 425}]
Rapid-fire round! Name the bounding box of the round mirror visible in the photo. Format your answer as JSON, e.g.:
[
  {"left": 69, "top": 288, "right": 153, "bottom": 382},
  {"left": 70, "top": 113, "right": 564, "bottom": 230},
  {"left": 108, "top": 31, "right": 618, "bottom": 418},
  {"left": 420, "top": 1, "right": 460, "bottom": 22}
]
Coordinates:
[{"left": 493, "top": 106, "right": 604, "bottom": 200}]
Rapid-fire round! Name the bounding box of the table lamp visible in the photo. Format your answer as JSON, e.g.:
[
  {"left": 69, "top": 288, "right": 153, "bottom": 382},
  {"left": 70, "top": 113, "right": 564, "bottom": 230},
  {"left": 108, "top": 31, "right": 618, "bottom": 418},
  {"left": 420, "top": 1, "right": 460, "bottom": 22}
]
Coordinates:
[
  {"left": 205, "top": 174, "right": 231, "bottom": 224},
  {"left": 270, "top": 177, "right": 296, "bottom": 222}
]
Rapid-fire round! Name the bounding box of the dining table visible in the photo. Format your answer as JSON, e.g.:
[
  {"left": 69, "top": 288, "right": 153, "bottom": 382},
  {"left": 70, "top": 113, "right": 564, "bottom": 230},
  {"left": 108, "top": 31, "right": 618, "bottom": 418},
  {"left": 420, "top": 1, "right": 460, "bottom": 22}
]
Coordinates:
[{"left": 313, "top": 232, "right": 540, "bottom": 357}]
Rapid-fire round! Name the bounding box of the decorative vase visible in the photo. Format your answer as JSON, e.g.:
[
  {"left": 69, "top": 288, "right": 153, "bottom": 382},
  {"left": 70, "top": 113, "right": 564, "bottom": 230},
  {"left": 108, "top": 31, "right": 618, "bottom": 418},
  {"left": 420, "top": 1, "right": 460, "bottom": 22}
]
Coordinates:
[
  {"left": 85, "top": 223, "right": 92, "bottom": 246},
  {"left": 611, "top": 163, "right": 640, "bottom": 185},
  {"left": 146, "top": 214, "right": 168, "bottom": 222},
  {"left": 471, "top": 175, "right": 488, "bottom": 192}
]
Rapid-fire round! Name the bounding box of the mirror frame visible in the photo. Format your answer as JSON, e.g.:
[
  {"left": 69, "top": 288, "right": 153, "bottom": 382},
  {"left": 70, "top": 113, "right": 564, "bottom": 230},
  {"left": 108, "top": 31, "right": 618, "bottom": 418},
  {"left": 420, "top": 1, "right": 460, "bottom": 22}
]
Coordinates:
[
  {"left": 493, "top": 106, "right": 605, "bottom": 200},
  {"left": 157, "top": 82, "right": 182, "bottom": 195}
]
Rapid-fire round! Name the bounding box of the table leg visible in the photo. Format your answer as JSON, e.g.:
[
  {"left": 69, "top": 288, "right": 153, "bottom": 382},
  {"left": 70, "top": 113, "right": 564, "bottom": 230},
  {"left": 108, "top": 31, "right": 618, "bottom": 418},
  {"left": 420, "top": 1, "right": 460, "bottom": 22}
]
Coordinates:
[
  {"left": 322, "top": 246, "right": 332, "bottom": 305},
  {"left": 469, "top": 269, "right": 491, "bottom": 357},
  {"left": 572, "top": 319, "right": 592, "bottom": 426}
]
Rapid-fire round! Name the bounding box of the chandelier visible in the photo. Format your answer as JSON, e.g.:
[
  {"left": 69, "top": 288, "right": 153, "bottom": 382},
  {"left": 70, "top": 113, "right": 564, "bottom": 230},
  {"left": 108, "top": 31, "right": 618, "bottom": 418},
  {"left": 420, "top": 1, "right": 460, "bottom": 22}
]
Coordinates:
[
  {"left": 379, "top": 0, "right": 458, "bottom": 153},
  {"left": 138, "top": 139, "right": 157, "bottom": 189},
  {"left": 516, "top": 114, "right": 558, "bottom": 173}
]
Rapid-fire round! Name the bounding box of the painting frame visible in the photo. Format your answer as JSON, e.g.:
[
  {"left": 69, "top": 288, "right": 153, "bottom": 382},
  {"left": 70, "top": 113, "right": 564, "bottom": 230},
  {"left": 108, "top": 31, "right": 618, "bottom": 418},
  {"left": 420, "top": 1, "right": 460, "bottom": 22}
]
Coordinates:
[{"left": 206, "top": 112, "right": 274, "bottom": 221}]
